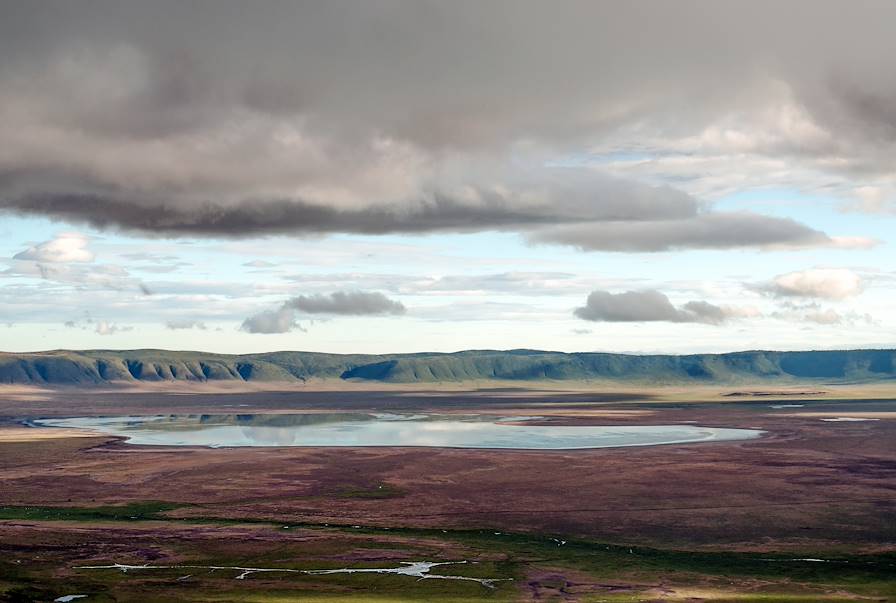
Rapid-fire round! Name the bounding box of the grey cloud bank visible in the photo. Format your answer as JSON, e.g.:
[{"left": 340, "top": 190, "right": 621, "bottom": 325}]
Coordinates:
[
  {"left": 0, "top": 1, "right": 890, "bottom": 247},
  {"left": 531, "top": 213, "right": 870, "bottom": 252},
  {"left": 0, "top": 181, "right": 696, "bottom": 237}
]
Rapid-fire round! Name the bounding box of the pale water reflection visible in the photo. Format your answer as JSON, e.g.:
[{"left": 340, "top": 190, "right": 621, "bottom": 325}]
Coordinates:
[{"left": 35, "top": 413, "right": 761, "bottom": 450}]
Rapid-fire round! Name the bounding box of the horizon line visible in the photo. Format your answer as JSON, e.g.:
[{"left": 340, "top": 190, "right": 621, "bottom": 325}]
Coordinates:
[{"left": 4, "top": 346, "right": 895, "bottom": 358}]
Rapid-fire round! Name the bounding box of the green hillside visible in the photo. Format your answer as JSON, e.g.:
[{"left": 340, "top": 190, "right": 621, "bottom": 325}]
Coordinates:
[{"left": 0, "top": 348, "right": 894, "bottom": 385}]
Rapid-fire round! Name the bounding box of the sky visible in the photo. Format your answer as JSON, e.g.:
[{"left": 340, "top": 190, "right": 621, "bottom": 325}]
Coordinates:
[{"left": 1, "top": 1, "right": 894, "bottom": 354}]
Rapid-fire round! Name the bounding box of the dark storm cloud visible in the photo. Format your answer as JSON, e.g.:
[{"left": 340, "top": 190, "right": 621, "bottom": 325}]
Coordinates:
[
  {"left": 0, "top": 1, "right": 891, "bottom": 244},
  {"left": 575, "top": 290, "right": 742, "bottom": 325},
  {"left": 0, "top": 180, "right": 697, "bottom": 237},
  {"left": 5, "top": 1, "right": 891, "bottom": 146}
]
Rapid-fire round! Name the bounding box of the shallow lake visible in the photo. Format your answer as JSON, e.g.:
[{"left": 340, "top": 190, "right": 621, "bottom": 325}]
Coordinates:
[{"left": 34, "top": 413, "right": 762, "bottom": 450}]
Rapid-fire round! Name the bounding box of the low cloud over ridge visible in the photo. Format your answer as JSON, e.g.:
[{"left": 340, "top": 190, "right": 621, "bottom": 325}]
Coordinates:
[
  {"left": 286, "top": 291, "right": 406, "bottom": 316},
  {"left": 241, "top": 291, "right": 405, "bottom": 334},
  {"left": 575, "top": 290, "right": 749, "bottom": 325},
  {"left": 240, "top": 307, "right": 302, "bottom": 335}
]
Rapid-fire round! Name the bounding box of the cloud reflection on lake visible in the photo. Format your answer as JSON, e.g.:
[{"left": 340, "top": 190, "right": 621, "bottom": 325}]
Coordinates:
[{"left": 36, "top": 413, "right": 762, "bottom": 450}]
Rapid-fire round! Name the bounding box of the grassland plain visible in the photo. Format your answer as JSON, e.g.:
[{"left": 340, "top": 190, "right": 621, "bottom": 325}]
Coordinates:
[
  {"left": 1, "top": 385, "right": 894, "bottom": 601},
  {"left": 0, "top": 511, "right": 893, "bottom": 602},
  {"left": 0, "top": 502, "right": 896, "bottom": 601}
]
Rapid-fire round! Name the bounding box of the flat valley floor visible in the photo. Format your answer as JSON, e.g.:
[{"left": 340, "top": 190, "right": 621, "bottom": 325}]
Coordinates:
[{"left": 0, "top": 384, "right": 894, "bottom": 602}]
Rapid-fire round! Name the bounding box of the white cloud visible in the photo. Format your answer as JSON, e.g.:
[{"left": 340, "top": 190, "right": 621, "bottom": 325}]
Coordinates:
[
  {"left": 243, "top": 260, "right": 277, "bottom": 268},
  {"left": 165, "top": 319, "right": 207, "bottom": 330},
  {"left": 94, "top": 321, "right": 132, "bottom": 336},
  {"left": 4, "top": 259, "right": 135, "bottom": 291},
  {"left": 13, "top": 232, "right": 94, "bottom": 263},
  {"left": 757, "top": 268, "right": 863, "bottom": 300},
  {"left": 771, "top": 305, "right": 874, "bottom": 326},
  {"left": 804, "top": 309, "right": 843, "bottom": 325},
  {"left": 584, "top": 93, "right": 896, "bottom": 214}
]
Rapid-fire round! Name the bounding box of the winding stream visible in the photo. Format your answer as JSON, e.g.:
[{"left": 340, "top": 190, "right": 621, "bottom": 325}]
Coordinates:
[{"left": 75, "top": 560, "right": 510, "bottom": 588}]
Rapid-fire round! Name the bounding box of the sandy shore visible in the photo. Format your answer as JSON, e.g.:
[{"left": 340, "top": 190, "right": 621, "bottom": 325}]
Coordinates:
[{"left": 0, "top": 427, "right": 103, "bottom": 442}]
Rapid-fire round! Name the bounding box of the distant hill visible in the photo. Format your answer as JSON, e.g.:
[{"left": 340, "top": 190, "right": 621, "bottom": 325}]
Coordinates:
[{"left": 0, "top": 348, "right": 894, "bottom": 386}]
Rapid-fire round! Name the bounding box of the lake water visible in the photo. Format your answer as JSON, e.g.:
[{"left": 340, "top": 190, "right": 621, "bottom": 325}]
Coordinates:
[{"left": 34, "top": 413, "right": 761, "bottom": 450}]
